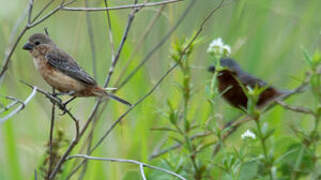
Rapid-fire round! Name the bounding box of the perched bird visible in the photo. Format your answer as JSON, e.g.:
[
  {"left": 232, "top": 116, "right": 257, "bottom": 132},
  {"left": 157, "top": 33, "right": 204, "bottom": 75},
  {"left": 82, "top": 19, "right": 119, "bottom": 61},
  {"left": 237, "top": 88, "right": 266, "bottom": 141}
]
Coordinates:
[
  {"left": 23, "top": 33, "right": 131, "bottom": 106},
  {"left": 208, "top": 58, "right": 289, "bottom": 110}
]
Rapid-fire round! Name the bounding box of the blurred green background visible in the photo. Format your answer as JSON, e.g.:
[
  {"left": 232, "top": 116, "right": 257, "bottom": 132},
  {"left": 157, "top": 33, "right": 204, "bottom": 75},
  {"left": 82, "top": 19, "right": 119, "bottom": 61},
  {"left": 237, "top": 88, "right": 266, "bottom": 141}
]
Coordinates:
[{"left": 0, "top": 0, "right": 321, "bottom": 179}]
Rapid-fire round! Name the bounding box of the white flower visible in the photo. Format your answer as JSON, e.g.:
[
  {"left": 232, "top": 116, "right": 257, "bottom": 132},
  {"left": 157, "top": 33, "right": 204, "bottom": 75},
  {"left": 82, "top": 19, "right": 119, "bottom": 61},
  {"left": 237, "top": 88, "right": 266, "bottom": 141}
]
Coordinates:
[
  {"left": 207, "top": 38, "right": 231, "bottom": 57},
  {"left": 241, "top": 129, "right": 256, "bottom": 140}
]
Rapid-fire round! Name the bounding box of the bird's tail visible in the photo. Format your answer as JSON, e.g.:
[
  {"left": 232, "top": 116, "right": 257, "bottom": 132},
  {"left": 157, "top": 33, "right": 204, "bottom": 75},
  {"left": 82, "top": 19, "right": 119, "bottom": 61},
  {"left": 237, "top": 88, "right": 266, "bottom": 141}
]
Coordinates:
[{"left": 92, "top": 87, "right": 132, "bottom": 106}]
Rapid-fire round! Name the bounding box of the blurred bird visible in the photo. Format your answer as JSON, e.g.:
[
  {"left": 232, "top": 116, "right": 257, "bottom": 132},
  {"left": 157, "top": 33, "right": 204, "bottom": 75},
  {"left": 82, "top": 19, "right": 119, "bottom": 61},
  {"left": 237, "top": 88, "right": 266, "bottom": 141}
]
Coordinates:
[
  {"left": 208, "top": 58, "right": 290, "bottom": 110},
  {"left": 23, "top": 33, "right": 131, "bottom": 106}
]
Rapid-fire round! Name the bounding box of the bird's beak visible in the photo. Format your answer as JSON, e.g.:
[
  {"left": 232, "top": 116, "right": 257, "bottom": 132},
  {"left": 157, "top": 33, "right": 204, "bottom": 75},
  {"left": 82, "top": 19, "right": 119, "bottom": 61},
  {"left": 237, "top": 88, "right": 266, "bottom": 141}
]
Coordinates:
[
  {"left": 208, "top": 65, "right": 216, "bottom": 73},
  {"left": 23, "top": 42, "right": 34, "bottom": 50}
]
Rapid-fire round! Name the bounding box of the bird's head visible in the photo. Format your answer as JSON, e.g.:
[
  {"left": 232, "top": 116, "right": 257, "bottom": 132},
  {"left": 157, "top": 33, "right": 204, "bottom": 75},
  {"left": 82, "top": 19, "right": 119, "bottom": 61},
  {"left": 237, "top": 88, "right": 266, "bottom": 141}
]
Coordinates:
[
  {"left": 208, "top": 58, "right": 242, "bottom": 74},
  {"left": 23, "top": 33, "right": 55, "bottom": 51}
]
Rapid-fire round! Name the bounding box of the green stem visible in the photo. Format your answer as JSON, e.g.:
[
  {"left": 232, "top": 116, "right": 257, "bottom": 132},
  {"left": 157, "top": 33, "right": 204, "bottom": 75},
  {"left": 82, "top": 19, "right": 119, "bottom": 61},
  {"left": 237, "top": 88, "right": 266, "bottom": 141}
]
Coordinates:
[{"left": 254, "top": 115, "right": 273, "bottom": 179}]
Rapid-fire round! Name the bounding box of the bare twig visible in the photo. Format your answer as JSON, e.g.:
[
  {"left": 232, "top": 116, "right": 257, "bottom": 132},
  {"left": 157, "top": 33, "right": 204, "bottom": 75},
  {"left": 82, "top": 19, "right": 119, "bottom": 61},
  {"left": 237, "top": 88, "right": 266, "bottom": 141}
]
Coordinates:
[
  {"left": 115, "top": 4, "right": 166, "bottom": 85},
  {"left": 21, "top": 81, "right": 80, "bottom": 142},
  {"left": 276, "top": 100, "right": 315, "bottom": 116},
  {"left": 31, "top": 0, "right": 55, "bottom": 22},
  {"left": 0, "top": 96, "right": 25, "bottom": 113},
  {"left": 27, "top": 0, "right": 34, "bottom": 24},
  {"left": 0, "top": 26, "right": 29, "bottom": 82},
  {"left": 0, "top": 100, "right": 19, "bottom": 114},
  {"left": 8, "top": 3, "right": 29, "bottom": 44},
  {"left": 103, "top": 0, "right": 116, "bottom": 61},
  {"left": 29, "top": 0, "right": 77, "bottom": 28},
  {"left": 90, "top": 62, "right": 180, "bottom": 153},
  {"left": 104, "top": 0, "right": 140, "bottom": 88},
  {"left": 62, "top": 0, "right": 183, "bottom": 12},
  {"left": 47, "top": 88, "right": 56, "bottom": 179},
  {"left": 67, "top": 154, "right": 186, "bottom": 180},
  {"left": 0, "top": 87, "right": 37, "bottom": 124},
  {"left": 140, "top": 164, "right": 147, "bottom": 180},
  {"left": 117, "top": 0, "right": 196, "bottom": 88}
]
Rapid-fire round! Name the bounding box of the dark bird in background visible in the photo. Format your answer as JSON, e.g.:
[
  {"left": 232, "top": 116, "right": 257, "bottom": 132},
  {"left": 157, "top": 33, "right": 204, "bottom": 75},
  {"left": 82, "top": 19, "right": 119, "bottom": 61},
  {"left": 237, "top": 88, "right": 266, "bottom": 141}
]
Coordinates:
[
  {"left": 23, "top": 33, "right": 131, "bottom": 106},
  {"left": 208, "top": 58, "right": 289, "bottom": 110}
]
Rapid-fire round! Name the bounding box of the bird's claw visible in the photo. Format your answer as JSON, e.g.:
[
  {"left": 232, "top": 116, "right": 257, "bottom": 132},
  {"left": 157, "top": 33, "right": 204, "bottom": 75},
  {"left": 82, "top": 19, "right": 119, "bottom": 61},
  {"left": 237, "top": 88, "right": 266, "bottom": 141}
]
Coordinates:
[{"left": 59, "top": 103, "right": 72, "bottom": 116}]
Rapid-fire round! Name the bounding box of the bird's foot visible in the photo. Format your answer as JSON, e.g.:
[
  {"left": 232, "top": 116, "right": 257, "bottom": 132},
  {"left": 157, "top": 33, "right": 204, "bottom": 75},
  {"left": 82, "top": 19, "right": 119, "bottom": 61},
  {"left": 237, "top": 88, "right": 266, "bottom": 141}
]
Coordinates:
[
  {"left": 59, "top": 97, "right": 76, "bottom": 115},
  {"left": 59, "top": 102, "right": 72, "bottom": 116}
]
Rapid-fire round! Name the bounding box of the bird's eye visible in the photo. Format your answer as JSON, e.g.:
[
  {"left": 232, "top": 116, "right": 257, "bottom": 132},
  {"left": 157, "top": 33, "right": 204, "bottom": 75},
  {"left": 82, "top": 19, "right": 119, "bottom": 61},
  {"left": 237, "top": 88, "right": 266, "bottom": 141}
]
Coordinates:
[{"left": 35, "top": 41, "right": 40, "bottom": 45}]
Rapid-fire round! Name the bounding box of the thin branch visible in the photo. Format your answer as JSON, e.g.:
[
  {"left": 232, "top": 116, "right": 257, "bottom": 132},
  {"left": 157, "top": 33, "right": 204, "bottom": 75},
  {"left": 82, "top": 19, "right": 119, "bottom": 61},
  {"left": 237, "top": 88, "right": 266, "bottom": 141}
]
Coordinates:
[
  {"left": 21, "top": 81, "right": 80, "bottom": 142},
  {"left": 0, "top": 87, "right": 37, "bottom": 124},
  {"left": 32, "top": 0, "right": 55, "bottom": 22},
  {"left": 0, "top": 100, "right": 19, "bottom": 114},
  {"left": 67, "top": 154, "right": 186, "bottom": 180},
  {"left": 62, "top": 0, "right": 183, "bottom": 12},
  {"left": 115, "top": 4, "right": 166, "bottom": 85},
  {"left": 3, "top": 96, "right": 25, "bottom": 110},
  {"left": 103, "top": 0, "right": 116, "bottom": 61},
  {"left": 8, "top": 3, "right": 29, "bottom": 44},
  {"left": 140, "top": 164, "right": 147, "bottom": 180},
  {"left": 104, "top": 0, "right": 140, "bottom": 88},
  {"left": 276, "top": 100, "right": 315, "bottom": 116},
  {"left": 28, "top": 0, "right": 77, "bottom": 28},
  {"left": 0, "top": 26, "right": 29, "bottom": 82},
  {"left": 27, "top": 0, "right": 34, "bottom": 24},
  {"left": 117, "top": 0, "right": 196, "bottom": 88},
  {"left": 47, "top": 88, "right": 56, "bottom": 179},
  {"left": 90, "top": 62, "right": 179, "bottom": 153}
]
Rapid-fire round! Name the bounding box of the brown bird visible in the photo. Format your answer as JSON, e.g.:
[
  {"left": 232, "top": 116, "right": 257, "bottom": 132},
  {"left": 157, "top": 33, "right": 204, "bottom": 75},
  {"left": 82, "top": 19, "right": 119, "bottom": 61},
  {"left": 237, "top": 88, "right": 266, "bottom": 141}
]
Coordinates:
[
  {"left": 23, "top": 33, "right": 131, "bottom": 106},
  {"left": 208, "top": 58, "right": 289, "bottom": 110}
]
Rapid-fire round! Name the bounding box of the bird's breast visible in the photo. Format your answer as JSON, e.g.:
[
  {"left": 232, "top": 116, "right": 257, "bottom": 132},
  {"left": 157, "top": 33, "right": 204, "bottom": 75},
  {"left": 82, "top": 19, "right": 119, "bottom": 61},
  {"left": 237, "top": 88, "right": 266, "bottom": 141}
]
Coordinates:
[{"left": 32, "top": 56, "right": 87, "bottom": 93}]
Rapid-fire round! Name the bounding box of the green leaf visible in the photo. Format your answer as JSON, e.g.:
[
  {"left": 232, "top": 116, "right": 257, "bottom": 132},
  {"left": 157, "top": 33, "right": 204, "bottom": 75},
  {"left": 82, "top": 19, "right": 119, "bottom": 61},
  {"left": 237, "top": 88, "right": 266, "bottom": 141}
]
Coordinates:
[
  {"left": 239, "top": 161, "right": 259, "bottom": 180},
  {"left": 303, "top": 49, "right": 312, "bottom": 66},
  {"left": 263, "top": 129, "right": 275, "bottom": 140}
]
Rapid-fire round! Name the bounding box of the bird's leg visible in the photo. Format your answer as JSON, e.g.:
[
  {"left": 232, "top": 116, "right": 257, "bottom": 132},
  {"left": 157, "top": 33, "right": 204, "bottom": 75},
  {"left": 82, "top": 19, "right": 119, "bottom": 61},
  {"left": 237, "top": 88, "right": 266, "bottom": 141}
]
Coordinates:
[
  {"left": 53, "top": 91, "right": 75, "bottom": 97},
  {"left": 63, "top": 96, "right": 76, "bottom": 107}
]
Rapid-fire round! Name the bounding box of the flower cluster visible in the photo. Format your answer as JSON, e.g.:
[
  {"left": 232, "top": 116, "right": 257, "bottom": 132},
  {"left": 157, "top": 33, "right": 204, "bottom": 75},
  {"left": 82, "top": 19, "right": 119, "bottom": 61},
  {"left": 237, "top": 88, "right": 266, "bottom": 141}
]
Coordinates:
[
  {"left": 207, "top": 38, "right": 231, "bottom": 58},
  {"left": 241, "top": 129, "right": 256, "bottom": 140}
]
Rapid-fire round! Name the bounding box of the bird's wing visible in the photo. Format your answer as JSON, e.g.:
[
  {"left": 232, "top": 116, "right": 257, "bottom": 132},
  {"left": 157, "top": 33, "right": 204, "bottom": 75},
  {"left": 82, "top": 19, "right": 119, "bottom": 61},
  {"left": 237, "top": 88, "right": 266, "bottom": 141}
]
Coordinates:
[
  {"left": 238, "top": 72, "right": 267, "bottom": 88},
  {"left": 45, "top": 48, "right": 97, "bottom": 86}
]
